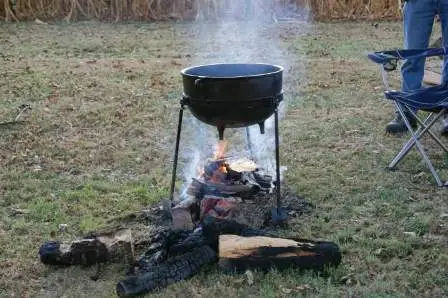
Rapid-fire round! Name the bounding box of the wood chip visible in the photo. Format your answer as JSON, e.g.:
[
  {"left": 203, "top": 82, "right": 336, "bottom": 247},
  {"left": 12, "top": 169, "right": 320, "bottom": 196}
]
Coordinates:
[{"left": 9, "top": 208, "right": 30, "bottom": 216}]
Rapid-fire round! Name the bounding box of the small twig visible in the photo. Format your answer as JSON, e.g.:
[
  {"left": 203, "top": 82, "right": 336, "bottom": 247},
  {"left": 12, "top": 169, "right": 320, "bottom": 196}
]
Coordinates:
[
  {"left": 15, "top": 105, "right": 31, "bottom": 121},
  {"left": 0, "top": 104, "right": 31, "bottom": 126}
]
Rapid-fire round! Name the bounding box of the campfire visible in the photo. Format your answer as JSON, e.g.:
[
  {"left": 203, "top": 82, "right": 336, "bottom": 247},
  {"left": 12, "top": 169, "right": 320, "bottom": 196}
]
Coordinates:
[
  {"left": 38, "top": 63, "right": 342, "bottom": 297},
  {"left": 169, "top": 138, "right": 278, "bottom": 231}
]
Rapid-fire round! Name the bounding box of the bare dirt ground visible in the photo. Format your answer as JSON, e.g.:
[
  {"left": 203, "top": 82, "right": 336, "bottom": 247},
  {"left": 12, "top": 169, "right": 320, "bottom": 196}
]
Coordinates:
[{"left": 1, "top": 21, "right": 447, "bottom": 297}]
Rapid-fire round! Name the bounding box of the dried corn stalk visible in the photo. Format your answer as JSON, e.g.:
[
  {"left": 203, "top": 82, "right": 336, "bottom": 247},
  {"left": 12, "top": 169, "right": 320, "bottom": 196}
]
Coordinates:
[{"left": 0, "top": 0, "right": 402, "bottom": 22}]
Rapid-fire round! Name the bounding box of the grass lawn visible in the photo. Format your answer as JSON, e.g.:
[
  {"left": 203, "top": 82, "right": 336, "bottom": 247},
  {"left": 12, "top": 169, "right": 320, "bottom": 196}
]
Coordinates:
[{"left": 1, "top": 20, "right": 448, "bottom": 297}]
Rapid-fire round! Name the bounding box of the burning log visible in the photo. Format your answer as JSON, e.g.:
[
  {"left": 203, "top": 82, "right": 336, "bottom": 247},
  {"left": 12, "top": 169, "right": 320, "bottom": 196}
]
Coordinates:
[
  {"left": 218, "top": 235, "right": 341, "bottom": 273},
  {"left": 186, "top": 154, "right": 269, "bottom": 200},
  {"left": 252, "top": 171, "right": 273, "bottom": 189},
  {"left": 188, "top": 178, "right": 260, "bottom": 198}
]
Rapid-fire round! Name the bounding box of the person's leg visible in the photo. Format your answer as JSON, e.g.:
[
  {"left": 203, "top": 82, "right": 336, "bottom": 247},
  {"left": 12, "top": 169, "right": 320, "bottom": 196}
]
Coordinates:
[
  {"left": 387, "top": 0, "right": 437, "bottom": 133},
  {"left": 437, "top": 0, "right": 448, "bottom": 134},
  {"left": 401, "top": 0, "right": 436, "bottom": 91}
]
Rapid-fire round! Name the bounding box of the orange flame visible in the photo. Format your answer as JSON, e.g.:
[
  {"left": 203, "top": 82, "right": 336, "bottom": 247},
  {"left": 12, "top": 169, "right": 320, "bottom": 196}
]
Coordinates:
[
  {"left": 210, "top": 162, "right": 228, "bottom": 183},
  {"left": 213, "top": 140, "right": 228, "bottom": 160},
  {"left": 197, "top": 165, "right": 205, "bottom": 178}
]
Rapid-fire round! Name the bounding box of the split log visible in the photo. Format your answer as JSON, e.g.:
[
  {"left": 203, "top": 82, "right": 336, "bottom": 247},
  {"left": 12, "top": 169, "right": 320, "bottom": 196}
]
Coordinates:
[
  {"left": 116, "top": 245, "right": 216, "bottom": 297},
  {"left": 218, "top": 235, "right": 341, "bottom": 273},
  {"left": 171, "top": 207, "right": 194, "bottom": 231}
]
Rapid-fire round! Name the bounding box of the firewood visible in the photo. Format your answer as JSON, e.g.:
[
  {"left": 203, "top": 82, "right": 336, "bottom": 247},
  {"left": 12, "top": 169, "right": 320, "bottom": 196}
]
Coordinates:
[
  {"left": 189, "top": 178, "right": 260, "bottom": 198},
  {"left": 171, "top": 207, "right": 194, "bottom": 231},
  {"left": 39, "top": 228, "right": 135, "bottom": 275},
  {"left": 137, "top": 217, "right": 268, "bottom": 267},
  {"left": 116, "top": 245, "right": 216, "bottom": 297},
  {"left": 118, "top": 218, "right": 339, "bottom": 296},
  {"left": 218, "top": 235, "right": 341, "bottom": 273},
  {"left": 252, "top": 172, "right": 273, "bottom": 189},
  {"left": 173, "top": 196, "right": 197, "bottom": 209}
]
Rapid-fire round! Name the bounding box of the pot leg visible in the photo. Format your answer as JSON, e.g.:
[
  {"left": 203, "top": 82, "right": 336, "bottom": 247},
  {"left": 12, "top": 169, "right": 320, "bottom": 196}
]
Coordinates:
[
  {"left": 271, "top": 108, "right": 287, "bottom": 226},
  {"left": 169, "top": 107, "right": 184, "bottom": 202},
  {"left": 246, "top": 127, "right": 254, "bottom": 160},
  {"left": 218, "top": 126, "right": 225, "bottom": 140},
  {"left": 274, "top": 109, "right": 281, "bottom": 209},
  {"left": 258, "top": 122, "right": 265, "bottom": 134}
]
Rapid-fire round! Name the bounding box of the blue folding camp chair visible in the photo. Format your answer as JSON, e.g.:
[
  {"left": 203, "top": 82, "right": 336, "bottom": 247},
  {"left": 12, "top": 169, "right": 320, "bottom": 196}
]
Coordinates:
[{"left": 368, "top": 48, "right": 448, "bottom": 187}]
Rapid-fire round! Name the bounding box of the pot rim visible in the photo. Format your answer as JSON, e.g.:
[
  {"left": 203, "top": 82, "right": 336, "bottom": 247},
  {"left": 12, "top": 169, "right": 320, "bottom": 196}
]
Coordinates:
[{"left": 181, "top": 63, "right": 284, "bottom": 79}]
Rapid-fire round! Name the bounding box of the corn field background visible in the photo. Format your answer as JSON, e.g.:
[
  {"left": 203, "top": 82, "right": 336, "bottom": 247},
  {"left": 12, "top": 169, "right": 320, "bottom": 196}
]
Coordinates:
[{"left": 0, "top": 0, "right": 403, "bottom": 22}]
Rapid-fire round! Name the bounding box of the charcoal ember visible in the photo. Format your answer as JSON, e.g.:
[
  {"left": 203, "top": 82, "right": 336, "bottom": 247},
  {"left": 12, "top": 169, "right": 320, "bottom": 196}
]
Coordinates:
[
  {"left": 226, "top": 167, "right": 242, "bottom": 181},
  {"left": 169, "top": 228, "right": 207, "bottom": 255},
  {"left": 117, "top": 245, "right": 217, "bottom": 297},
  {"left": 200, "top": 197, "right": 238, "bottom": 220},
  {"left": 252, "top": 171, "right": 273, "bottom": 189},
  {"left": 137, "top": 241, "right": 168, "bottom": 270},
  {"left": 137, "top": 229, "right": 191, "bottom": 271}
]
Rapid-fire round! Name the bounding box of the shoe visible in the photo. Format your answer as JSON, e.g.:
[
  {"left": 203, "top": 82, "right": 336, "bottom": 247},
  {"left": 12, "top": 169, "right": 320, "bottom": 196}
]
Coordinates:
[
  {"left": 385, "top": 111, "right": 417, "bottom": 134},
  {"left": 441, "top": 112, "right": 448, "bottom": 136}
]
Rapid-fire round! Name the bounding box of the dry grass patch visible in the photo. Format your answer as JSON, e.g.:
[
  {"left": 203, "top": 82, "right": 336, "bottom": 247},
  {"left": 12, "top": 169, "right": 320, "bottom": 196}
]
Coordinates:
[{"left": 1, "top": 21, "right": 447, "bottom": 297}]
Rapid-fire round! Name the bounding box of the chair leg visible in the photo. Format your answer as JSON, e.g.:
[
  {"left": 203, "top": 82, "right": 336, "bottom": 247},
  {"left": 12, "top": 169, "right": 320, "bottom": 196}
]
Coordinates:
[
  {"left": 394, "top": 103, "right": 445, "bottom": 187},
  {"left": 406, "top": 108, "right": 448, "bottom": 153},
  {"left": 388, "top": 111, "right": 439, "bottom": 169}
]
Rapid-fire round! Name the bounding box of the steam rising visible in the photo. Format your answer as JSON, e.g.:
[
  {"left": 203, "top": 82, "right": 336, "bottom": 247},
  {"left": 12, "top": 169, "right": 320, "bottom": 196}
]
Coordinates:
[{"left": 176, "top": 1, "right": 310, "bottom": 199}]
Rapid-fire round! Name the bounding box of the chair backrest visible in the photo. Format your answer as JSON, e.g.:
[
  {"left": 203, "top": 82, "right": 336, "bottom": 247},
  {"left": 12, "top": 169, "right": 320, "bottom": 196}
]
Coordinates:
[
  {"left": 368, "top": 47, "right": 448, "bottom": 90},
  {"left": 368, "top": 47, "right": 448, "bottom": 68}
]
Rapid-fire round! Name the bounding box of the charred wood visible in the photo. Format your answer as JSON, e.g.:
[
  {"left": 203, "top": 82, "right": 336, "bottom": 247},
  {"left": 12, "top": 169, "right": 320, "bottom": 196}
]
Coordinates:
[
  {"left": 116, "top": 245, "right": 216, "bottom": 297},
  {"left": 119, "top": 217, "right": 340, "bottom": 296},
  {"left": 189, "top": 178, "right": 260, "bottom": 198},
  {"left": 219, "top": 235, "right": 341, "bottom": 273},
  {"left": 39, "top": 229, "right": 134, "bottom": 267},
  {"left": 252, "top": 171, "right": 273, "bottom": 189},
  {"left": 138, "top": 217, "right": 268, "bottom": 264}
]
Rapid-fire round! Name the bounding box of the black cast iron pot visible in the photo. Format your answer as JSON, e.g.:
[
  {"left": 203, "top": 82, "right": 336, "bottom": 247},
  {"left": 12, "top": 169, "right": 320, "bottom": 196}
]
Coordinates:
[{"left": 181, "top": 63, "right": 283, "bottom": 139}]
